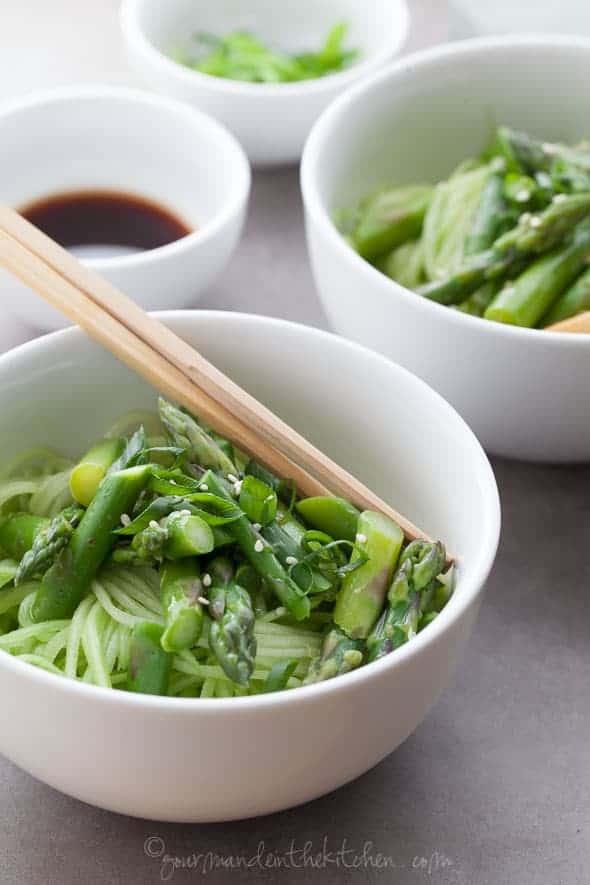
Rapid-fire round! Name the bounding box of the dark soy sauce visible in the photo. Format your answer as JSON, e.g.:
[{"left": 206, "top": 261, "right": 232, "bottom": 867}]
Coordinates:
[{"left": 21, "top": 190, "right": 192, "bottom": 258}]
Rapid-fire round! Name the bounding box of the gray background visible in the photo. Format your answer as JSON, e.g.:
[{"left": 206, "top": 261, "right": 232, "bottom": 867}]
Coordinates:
[{"left": 0, "top": 3, "right": 588, "bottom": 884}]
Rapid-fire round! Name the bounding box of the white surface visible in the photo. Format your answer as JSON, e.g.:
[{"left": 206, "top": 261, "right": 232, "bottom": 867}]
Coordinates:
[
  {"left": 0, "top": 86, "right": 250, "bottom": 330},
  {"left": 0, "top": 310, "right": 500, "bottom": 821},
  {"left": 121, "top": 0, "right": 410, "bottom": 166},
  {"left": 302, "top": 36, "right": 590, "bottom": 462},
  {"left": 450, "top": 0, "right": 590, "bottom": 38},
  {"left": 0, "top": 1, "right": 137, "bottom": 102}
]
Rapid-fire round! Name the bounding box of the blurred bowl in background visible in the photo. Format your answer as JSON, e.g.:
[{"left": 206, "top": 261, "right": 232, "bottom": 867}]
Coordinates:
[
  {"left": 121, "top": 0, "right": 410, "bottom": 166},
  {"left": 302, "top": 36, "right": 590, "bottom": 462}
]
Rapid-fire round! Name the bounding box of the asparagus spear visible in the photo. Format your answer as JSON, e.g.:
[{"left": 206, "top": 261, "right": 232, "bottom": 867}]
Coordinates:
[
  {"left": 542, "top": 265, "right": 590, "bottom": 325},
  {"left": 113, "top": 511, "right": 214, "bottom": 566},
  {"left": 375, "top": 238, "right": 426, "bottom": 289},
  {"left": 303, "top": 625, "right": 364, "bottom": 683},
  {"left": 239, "top": 475, "right": 277, "bottom": 526},
  {"left": 108, "top": 426, "right": 148, "bottom": 473},
  {"left": 419, "top": 193, "right": 590, "bottom": 305},
  {"left": 202, "top": 471, "right": 310, "bottom": 620},
  {"left": 485, "top": 222, "right": 590, "bottom": 327},
  {"left": 208, "top": 557, "right": 256, "bottom": 686},
  {"left": 0, "top": 513, "right": 49, "bottom": 559},
  {"left": 159, "top": 398, "right": 236, "bottom": 475},
  {"left": 32, "top": 465, "right": 150, "bottom": 622},
  {"left": 128, "top": 621, "right": 172, "bottom": 695},
  {"left": 492, "top": 126, "right": 590, "bottom": 179},
  {"left": 333, "top": 511, "right": 404, "bottom": 639},
  {"left": 456, "top": 281, "right": 498, "bottom": 317},
  {"left": 492, "top": 126, "right": 552, "bottom": 175},
  {"left": 354, "top": 185, "right": 433, "bottom": 261},
  {"left": 464, "top": 171, "right": 508, "bottom": 256},
  {"left": 295, "top": 496, "right": 359, "bottom": 542},
  {"left": 366, "top": 540, "right": 446, "bottom": 662},
  {"left": 160, "top": 558, "right": 204, "bottom": 653},
  {"left": 16, "top": 505, "right": 83, "bottom": 584},
  {"left": 69, "top": 438, "right": 124, "bottom": 507}
]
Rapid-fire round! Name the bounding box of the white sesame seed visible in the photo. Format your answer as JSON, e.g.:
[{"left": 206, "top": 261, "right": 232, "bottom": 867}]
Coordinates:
[
  {"left": 254, "top": 539, "right": 264, "bottom": 553},
  {"left": 252, "top": 523, "right": 262, "bottom": 532},
  {"left": 516, "top": 189, "right": 531, "bottom": 202},
  {"left": 520, "top": 212, "right": 532, "bottom": 224},
  {"left": 120, "top": 513, "right": 131, "bottom": 527},
  {"left": 529, "top": 216, "right": 542, "bottom": 228},
  {"left": 285, "top": 555, "right": 298, "bottom": 566},
  {"left": 197, "top": 596, "right": 210, "bottom": 606},
  {"left": 542, "top": 142, "right": 558, "bottom": 155},
  {"left": 149, "top": 520, "right": 159, "bottom": 530},
  {"left": 227, "top": 473, "right": 238, "bottom": 483},
  {"left": 553, "top": 193, "right": 568, "bottom": 204},
  {"left": 202, "top": 573, "right": 212, "bottom": 587},
  {"left": 199, "top": 483, "right": 209, "bottom": 491},
  {"left": 357, "top": 533, "right": 367, "bottom": 544},
  {"left": 180, "top": 509, "right": 191, "bottom": 517},
  {"left": 233, "top": 480, "right": 243, "bottom": 496}
]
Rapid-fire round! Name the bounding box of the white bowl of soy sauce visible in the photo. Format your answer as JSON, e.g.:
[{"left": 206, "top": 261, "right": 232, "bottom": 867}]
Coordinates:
[{"left": 0, "top": 85, "right": 251, "bottom": 330}]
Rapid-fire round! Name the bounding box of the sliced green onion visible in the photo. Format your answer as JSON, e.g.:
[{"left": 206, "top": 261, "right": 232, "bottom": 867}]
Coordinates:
[{"left": 239, "top": 475, "right": 277, "bottom": 526}]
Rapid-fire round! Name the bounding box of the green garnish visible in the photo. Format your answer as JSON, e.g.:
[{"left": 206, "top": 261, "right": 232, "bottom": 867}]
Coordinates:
[{"left": 173, "top": 22, "right": 359, "bottom": 84}]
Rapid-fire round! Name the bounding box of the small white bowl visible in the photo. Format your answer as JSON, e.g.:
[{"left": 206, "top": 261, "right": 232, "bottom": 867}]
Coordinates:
[
  {"left": 0, "top": 86, "right": 250, "bottom": 331},
  {"left": 0, "top": 311, "right": 500, "bottom": 822},
  {"left": 120, "top": 0, "right": 410, "bottom": 166},
  {"left": 302, "top": 36, "right": 590, "bottom": 462}
]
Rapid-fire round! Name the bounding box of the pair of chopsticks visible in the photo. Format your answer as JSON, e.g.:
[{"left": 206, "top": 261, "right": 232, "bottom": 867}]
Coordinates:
[{"left": 0, "top": 202, "right": 436, "bottom": 553}]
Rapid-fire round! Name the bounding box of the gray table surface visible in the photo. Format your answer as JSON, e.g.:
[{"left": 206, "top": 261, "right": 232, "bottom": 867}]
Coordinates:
[{"left": 1, "top": 3, "right": 589, "bottom": 884}]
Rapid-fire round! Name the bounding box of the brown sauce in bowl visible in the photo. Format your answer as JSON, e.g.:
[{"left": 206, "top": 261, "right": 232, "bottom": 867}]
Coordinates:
[{"left": 21, "top": 190, "right": 192, "bottom": 256}]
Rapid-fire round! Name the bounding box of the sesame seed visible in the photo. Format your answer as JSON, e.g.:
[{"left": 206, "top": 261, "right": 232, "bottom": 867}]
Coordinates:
[
  {"left": 520, "top": 212, "right": 532, "bottom": 223},
  {"left": 202, "top": 573, "right": 212, "bottom": 587},
  {"left": 357, "top": 533, "right": 367, "bottom": 544},
  {"left": 120, "top": 513, "right": 131, "bottom": 527},
  {"left": 530, "top": 216, "right": 542, "bottom": 228},
  {"left": 198, "top": 596, "right": 210, "bottom": 606},
  {"left": 149, "top": 520, "right": 159, "bottom": 530},
  {"left": 200, "top": 483, "right": 209, "bottom": 491},
  {"left": 252, "top": 523, "right": 262, "bottom": 532},
  {"left": 227, "top": 473, "right": 238, "bottom": 483},
  {"left": 553, "top": 193, "right": 568, "bottom": 204},
  {"left": 285, "top": 556, "right": 298, "bottom": 566},
  {"left": 180, "top": 509, "right": 191, "bottom": 517},
  {"left": 516, "top": 189, "right": 530, "bottom": 202},
  {"left": 542, "top": 142, "right": 558, "bottom": 155},
  {"left": 254, "top": 539, "right": 264, "bottom": 553},
  {"left": 233, "top": 480, "right": 243, "bottom": 496}
]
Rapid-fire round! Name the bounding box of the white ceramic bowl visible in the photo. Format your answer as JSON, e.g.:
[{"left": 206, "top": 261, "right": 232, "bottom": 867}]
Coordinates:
[
  {"left": 0, "top": 311, "right": 500, "bottom": 822},
  {"left": 121, "top": 0, "right": 410, "bottom": 166},
  {"left": 302, "top": 36, "right": 590, "bottom": 462},
  {"left": 0, "top": 86, "right": 250, "bottom": 331}
]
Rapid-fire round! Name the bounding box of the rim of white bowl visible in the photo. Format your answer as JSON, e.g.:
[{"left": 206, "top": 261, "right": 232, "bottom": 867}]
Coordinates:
[
  {"left": 0, "top": 310, "right": 501, "bottom": 711},
  {"left": 301, "top": 34, "right": 590, "bottom": 344},
  {"left": 120, "top": 0, "right": 410, "bottom": 97},
  {"left": 0, "top": 85, "right": 251, "bottom": 271}
]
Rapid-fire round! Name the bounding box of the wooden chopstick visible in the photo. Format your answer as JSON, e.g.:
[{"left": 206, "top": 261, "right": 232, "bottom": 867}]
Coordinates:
[
  {"left": 0, "top": 204, "right": 435, "bottom": 547},
  {"left": 546, "top": 311, "right": 590, "bottom": 333},
  {"left": 0, "top": 226, "right": 333, "bottom": 500}
]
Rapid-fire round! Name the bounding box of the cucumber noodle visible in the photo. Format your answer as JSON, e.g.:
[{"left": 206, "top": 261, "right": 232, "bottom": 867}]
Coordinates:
[{"left": 0, "top": 444, "right": 323, "bottom": 697}]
